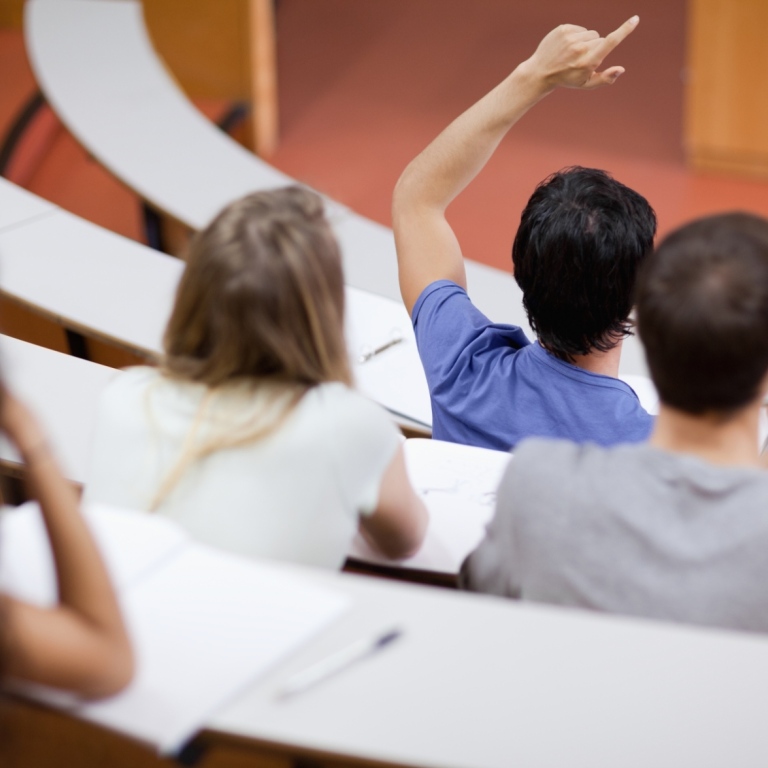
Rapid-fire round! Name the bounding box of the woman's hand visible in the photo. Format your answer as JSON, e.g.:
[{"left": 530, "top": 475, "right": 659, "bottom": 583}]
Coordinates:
[{"left": 0, "top": 388, "right": 48, "bottom": 460}]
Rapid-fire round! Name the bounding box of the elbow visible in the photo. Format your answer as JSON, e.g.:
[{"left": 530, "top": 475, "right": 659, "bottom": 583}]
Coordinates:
[
  {"left": 79, "top": 638, "right": 135, "bottom": 700},
  {"left": 392, "top": 174, "right": 408, "bottom": 228},
  {"left": 376, "top": 497, "right": 429, "bottom": 561},
  {"left": 392, "top": 166, "right": 419, "bottom": 225},
  {"left": 399, "top": 498, "right": 429, "bottom": 558},
  {"left": 390, "top": 536, "right": 424, "bottom": 561},
  {"left": 105, "top": 640, "right": 135, "bottom": 696},
  {"left": 376, "top": 535, "right": 420, "bottom": 562}
]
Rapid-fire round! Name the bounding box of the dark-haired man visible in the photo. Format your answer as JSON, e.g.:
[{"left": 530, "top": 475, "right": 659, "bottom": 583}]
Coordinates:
[
  {"left": 393, "top": 17, "right": 655, "bottom": 450},
  {"left": 462, "top": 212, "right": 768, "bottom": 632}
]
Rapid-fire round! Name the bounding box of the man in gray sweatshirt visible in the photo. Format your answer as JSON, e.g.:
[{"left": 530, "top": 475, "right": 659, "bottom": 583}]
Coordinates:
[{"left": 461, "top": 212, "right": 768, "bottom": 633}]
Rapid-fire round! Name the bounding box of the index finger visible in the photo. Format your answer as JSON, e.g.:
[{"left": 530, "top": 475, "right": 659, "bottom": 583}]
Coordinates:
[{"left": 595, "top": 15, "right": 639, "bottom": 58}]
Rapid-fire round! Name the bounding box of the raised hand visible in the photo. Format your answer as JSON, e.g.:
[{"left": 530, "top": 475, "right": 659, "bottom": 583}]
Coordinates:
[{"left": 522, "top": 16, "right": 639, "bottom": 91}]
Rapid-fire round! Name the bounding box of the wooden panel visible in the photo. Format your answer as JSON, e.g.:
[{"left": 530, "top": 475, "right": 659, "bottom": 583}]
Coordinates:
[
  {"left": 1, "top": 696, "right": 172, "bottom": 768},
  {"left": 247, "top": 0, "right": 279, "bottom": 156},
  {"left": 0, "top": 298, "right": 151, "bottom": 369},
  {"left": 142, "top": 0, "right": 278, "bottom": 155},
  {"left": 0, "top": 298, "right": 69, "bottom": 354},
  {"left": 142, "top": 0, "right": 249, "bottom": 101},
  {"left": 1, "top": 696, "right": 322, "bottom": 768},
  {"left": 86, "top": 338, "right": 147, "bottom": 370},
  {"left": 0, "top": 0, "right": 24, "bottom": 28},
  {"left": 686, "top": 0, "right": 768, "bottom": 177}
]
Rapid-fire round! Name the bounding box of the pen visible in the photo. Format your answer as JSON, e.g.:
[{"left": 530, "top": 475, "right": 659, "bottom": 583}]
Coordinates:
[
  {"left": 276, "top": 628, "right": 402, "bottom": 700},
  {"left": 357, "top": 336, "right": 403, "bottom": 364}
]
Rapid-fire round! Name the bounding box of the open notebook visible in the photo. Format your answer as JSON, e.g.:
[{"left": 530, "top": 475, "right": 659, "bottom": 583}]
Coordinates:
[
  {"left": 347, "top": 375, "right": 660, "bottom": 577},
  {"left": 345, "top": 286, "right": 432, "bottom": 429},
  {"left": 0, "top": 503, "right": 349, "bottom": 755},
  {"left": 349, "top": 439, "right": 512, "bottom": 575}
]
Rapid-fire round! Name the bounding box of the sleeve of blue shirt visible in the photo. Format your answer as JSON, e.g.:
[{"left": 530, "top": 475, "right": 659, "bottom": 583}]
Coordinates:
[{"left": 411, "top": 280, "right": 531, "bottom": 398}]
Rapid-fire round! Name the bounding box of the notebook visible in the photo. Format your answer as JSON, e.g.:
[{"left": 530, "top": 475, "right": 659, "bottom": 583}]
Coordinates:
[
  {"left": 348, "top": 438, "right": 512, "bottom": 574},
  {"left": 0, "top": 502, "right": 350, "bottom": 755},
  {"left": 345, "top": 286, "right": 432, "bottom": 428}
]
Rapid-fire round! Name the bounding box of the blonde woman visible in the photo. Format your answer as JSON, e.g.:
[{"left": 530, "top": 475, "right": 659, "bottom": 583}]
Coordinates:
[
  {"left": 2, "top": 390, "right": 132, "bottom": 697},
  {"left": 85, "top": 187, "right": 427, "bottom": 567}
]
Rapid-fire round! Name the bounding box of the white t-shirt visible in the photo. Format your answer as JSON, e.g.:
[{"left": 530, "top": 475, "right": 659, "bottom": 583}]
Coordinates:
[{"left": 84, "top": 367, "right": 401, "bottom": 568}]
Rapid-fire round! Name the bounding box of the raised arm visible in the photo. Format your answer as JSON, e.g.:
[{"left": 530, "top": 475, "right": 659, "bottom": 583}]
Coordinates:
[
  {"left": 393, "top": 16, "right": 640, "bottom": 314},
  {"left": 1, "top": 392, "right": 133, "bottom": 698}
]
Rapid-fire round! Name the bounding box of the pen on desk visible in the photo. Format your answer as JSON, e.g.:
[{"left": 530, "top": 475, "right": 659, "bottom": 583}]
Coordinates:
[
  {"left": 276, "top": 628, "right": 402, "bottom": 700},
  {"left": 357, "top": 336, "right": 403, "bottom": 364}
]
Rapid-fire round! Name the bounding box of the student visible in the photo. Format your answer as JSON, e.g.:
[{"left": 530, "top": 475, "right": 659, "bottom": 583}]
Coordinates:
[
  {"left": 461, "top": 213, "right": 768, "bottom": 633},
  {"left": 1, "top": 390, "right": 133, "bottom": 697},
  {"left": 84, "top": 187, "right": 427, "bottom": 568},
  {"left": 393, "top": 17, "right": 656, "bottom": 451}
]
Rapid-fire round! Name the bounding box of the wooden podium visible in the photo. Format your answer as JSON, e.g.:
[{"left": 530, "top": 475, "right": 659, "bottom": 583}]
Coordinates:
[{"left": 686, "top": 0, "right": 768, "bottom": 178}]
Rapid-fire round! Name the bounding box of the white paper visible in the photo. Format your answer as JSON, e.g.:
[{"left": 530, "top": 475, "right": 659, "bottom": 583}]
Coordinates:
[
  {"left": 0, "top": 503, "right": 57, "bottom": 605},
  {"left": 0, "top": 502, "right": 189, "bottom": 604},
  {"left": 349, "top": 439, "right": 512, "bottom": 574},
  {"left": 1, "top": 503, "right": 349, "bottom": 754},
  {"left": 345, "top": 286, "right": 432, "bottom": 428},
  {"left": 74, "top": 547, "right": 349, "bottom": 754}
]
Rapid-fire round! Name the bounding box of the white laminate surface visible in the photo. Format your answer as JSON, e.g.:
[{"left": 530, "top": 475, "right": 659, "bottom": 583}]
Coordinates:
[
  {"left": 0, "top": 209, "right": 181, "bottom": 356},
  {"left": 0, "top": 176, "right": 57, "bottom": 233},
  {"left": 24, "top": 0, "right": 345, "bottom": 231},
  {"left": 0, "top": 335, "right": 118, "bottom": 483},
  {"left": 332, "top": 213, "right": 403, "bottom": 302},
  {"left": 24, "top": 0, "right": 650, "bottom": 378},
  {"left": 345, "top": 285, "right": 431, "bottom": 428},
  {"left": 211, "top": 565, "right": 768, "bottom": 768}
]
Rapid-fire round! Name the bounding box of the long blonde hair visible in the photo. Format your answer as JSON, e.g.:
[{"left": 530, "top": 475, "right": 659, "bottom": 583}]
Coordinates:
[{"left": 151, "top": 186, "right": 351, "bottom": 508}]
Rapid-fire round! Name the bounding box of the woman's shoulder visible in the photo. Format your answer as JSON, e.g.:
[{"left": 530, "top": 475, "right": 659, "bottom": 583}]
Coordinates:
[
  {"left": 299, "top": 384, "right": 401, "bottom": 481},
  {"left": 99, "top": 367, "right": 193, "bottom": 416},
  {"left": 306, "top": 382, "right": 392, "bottom": 420},
  {"left": 101, "top": 365, "right": 159, "bottom": 400},
  {"left": 299, "top": 383, "right": 398, "bottom": 441}
]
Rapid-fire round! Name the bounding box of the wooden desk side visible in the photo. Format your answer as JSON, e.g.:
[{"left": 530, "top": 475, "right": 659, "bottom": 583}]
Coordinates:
[{"left": 0, "top": 694, "right": 297, "bottom": 768}]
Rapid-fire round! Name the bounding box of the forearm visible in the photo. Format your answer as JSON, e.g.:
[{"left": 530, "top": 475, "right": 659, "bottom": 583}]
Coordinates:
[
  {"left": 1, "top": 406, "right": 133, "bottom": 697},
  {"left": 394, "top": 64, "right": 551, "bottom": 214},
  {"left": 3, "top": 596, "right": 133, "bottom": 697},
  {"left": 393, "top": 62, "right": 553, "bottom": 312},
  {"left": 20, "top": 440, "right": 127, "bottom": 646},
  {"left": 361, "top": 448, "right": 429, "bottom": 559}
]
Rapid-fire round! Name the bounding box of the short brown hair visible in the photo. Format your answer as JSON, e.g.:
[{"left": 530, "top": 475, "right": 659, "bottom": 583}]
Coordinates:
[
  {"left": 163, "top": 186, "right": 351, "bottom": 388},
  {"left": 636, "top": 212, "right": 768, "bottom": 415}
]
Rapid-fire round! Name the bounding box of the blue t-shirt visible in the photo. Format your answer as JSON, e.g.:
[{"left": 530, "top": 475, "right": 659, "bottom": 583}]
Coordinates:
[{"left": 412, "top": 280, "right": 653, "bottom": 451}]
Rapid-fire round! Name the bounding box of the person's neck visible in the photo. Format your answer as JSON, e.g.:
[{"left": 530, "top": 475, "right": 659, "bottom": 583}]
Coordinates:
[
  {"left": 567, "top": 339, "right": 623, "bottom": 377},
  {"left": 650, "top": 401, "right": 762, "bottom": 468}
]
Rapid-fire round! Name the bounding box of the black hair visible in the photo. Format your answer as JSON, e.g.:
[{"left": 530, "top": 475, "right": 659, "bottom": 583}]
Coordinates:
[
  {"left": 512, "top": 167, "right": 656, "bottom": 361},
  {"left": 636, "top": 212, "right": 768, "bottom": 415}
]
